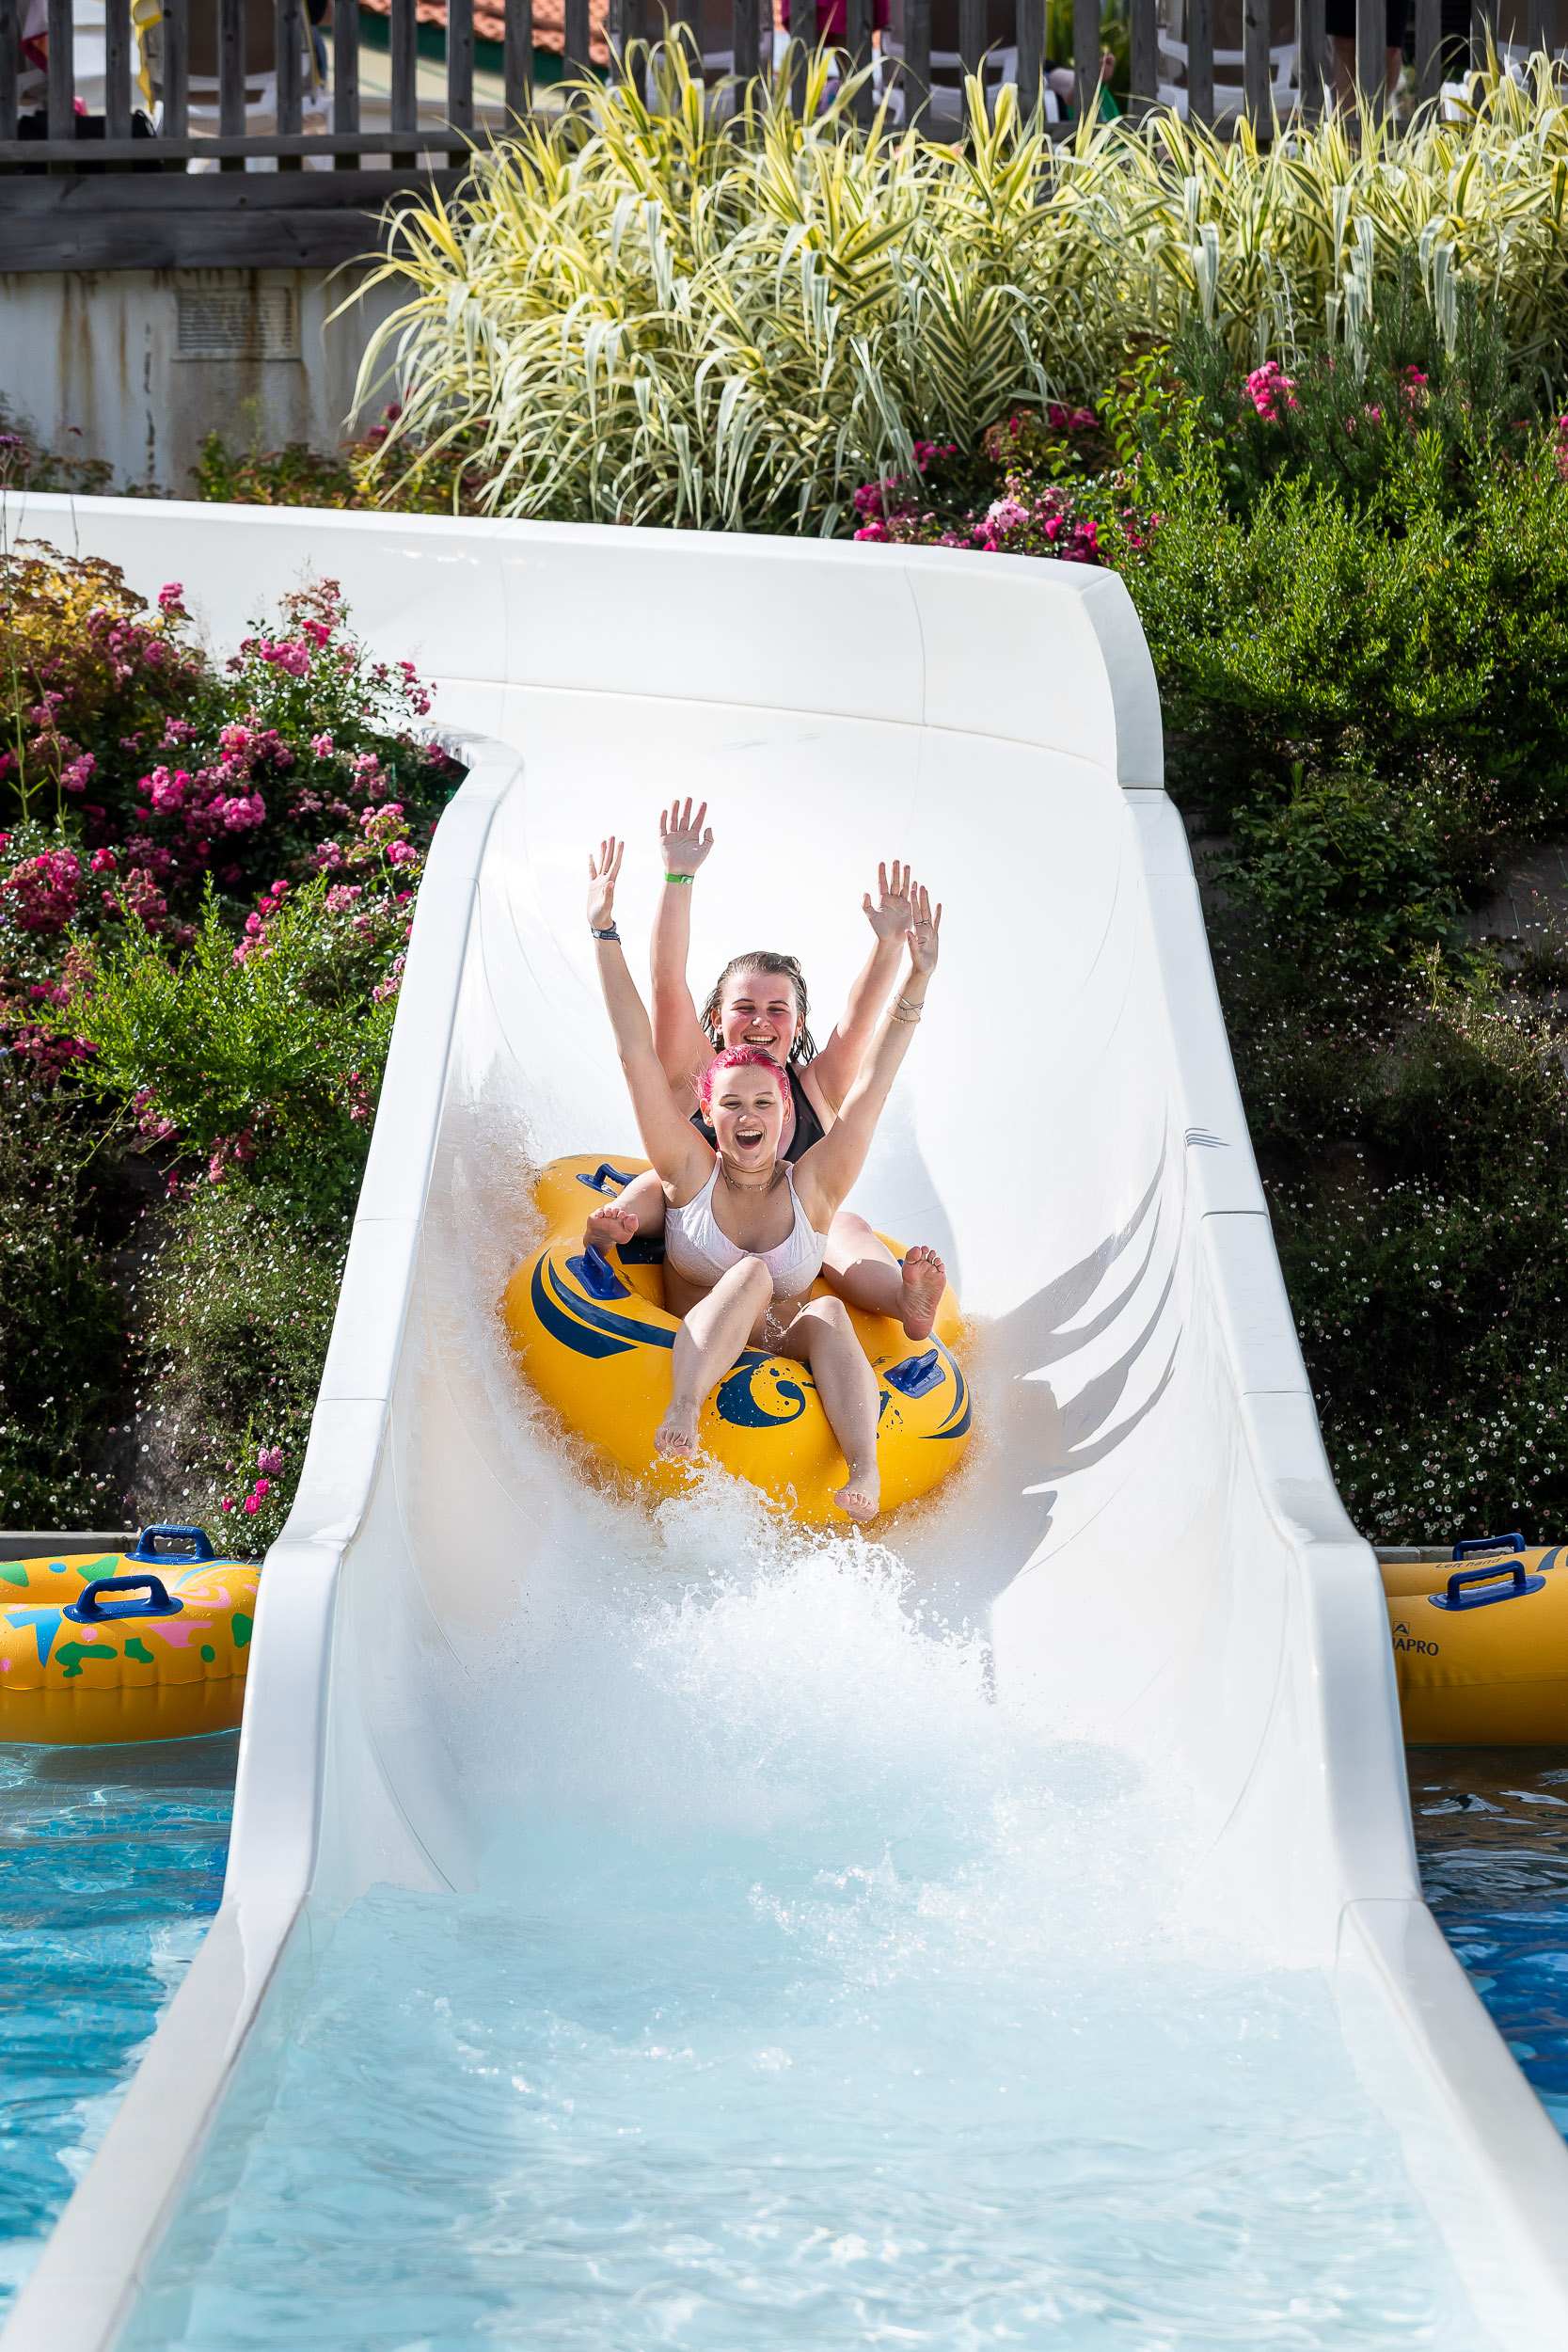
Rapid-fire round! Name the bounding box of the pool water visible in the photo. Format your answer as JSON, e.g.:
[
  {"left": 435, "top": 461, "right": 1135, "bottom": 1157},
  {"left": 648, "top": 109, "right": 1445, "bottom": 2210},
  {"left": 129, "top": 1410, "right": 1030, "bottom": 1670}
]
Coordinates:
[
  {"left": 0, "top": 1734, "right": 236, "bottom": 2317},
  {"left": 1408, "top": 1748, "right": 1568, "bottom": 2140},
  {"left": 118, "top": 1502, "right": 1481, "bottom": 2352}
]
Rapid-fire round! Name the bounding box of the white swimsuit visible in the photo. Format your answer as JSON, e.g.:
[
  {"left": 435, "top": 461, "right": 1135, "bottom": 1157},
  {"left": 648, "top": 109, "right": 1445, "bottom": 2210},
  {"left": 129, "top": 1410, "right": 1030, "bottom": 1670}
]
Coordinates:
[{"left": 664, "top": 1166, "right": 827, "bottom": 1300}]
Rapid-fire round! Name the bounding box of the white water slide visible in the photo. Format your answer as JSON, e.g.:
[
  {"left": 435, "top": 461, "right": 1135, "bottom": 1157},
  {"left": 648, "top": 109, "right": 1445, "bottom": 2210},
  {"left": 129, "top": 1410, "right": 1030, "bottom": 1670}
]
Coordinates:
[{"left": 8, "top": 496, "right": 1568, "bottom": 2351}]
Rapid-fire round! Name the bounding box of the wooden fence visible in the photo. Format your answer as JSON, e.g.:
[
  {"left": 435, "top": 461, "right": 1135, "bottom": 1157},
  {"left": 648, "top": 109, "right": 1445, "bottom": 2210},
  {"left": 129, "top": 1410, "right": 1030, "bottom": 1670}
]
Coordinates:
[{"left": 0, "top": 0, "right": 1558, "bottom": 269}]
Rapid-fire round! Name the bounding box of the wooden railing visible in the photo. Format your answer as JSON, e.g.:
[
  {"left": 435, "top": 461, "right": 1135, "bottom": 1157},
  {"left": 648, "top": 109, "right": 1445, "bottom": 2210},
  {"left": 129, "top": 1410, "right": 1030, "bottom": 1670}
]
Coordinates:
[{"left": 0, "top": 0, "right": 1556, "bottom": 269}]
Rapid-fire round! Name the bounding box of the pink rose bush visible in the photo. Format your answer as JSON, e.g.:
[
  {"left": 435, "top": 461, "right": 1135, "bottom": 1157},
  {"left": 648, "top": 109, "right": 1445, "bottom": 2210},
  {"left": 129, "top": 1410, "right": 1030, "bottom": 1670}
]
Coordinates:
[
  {"left": 2, "top": 553, "right": 459, "bottom": 1090},
  {"left": 849, "top": 405, "right": 1152, "bottom": 566}
]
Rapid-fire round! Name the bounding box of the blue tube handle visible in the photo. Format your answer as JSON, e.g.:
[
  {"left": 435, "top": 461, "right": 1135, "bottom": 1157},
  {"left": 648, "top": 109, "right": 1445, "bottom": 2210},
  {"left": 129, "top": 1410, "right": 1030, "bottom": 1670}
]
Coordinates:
[
  {"left": 576, "top": 1163, "right": 640, "bottom": 1195},
  {"left": 1433, "top": 1563, "right": 1544, "bottom": 1612},
  {"left": 65, "top": 1573, "right": 185, "bottom": 1624},
  {"left": 1452, "top": 1532, "right": 1526, "bottom": 1561},
  {"left": 129, "top": 1522, "right": 215, "bottom": 1565}
]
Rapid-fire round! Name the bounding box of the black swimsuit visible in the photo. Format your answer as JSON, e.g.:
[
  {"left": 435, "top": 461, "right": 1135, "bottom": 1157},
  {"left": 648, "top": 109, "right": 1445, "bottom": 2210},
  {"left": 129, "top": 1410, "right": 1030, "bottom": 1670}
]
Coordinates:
[{"left": 691, "top": 1062, "right": 827, "bottom": 1165}]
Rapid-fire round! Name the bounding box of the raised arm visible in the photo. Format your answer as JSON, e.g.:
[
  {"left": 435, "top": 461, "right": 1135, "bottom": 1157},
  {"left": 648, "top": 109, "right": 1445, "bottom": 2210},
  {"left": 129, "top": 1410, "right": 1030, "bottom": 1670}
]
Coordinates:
[
  {"left": 650, "top": 798, "right": 716, "bottom": 1094},
  {"left": 588, "top": 838, "right": 712, "bottom": 1196},
  {"left": 808, "top": 859, "right": 918, "bottom": 1114},
  {"left": 794, "top": 885, "right": 942, "bottom": 1231}
]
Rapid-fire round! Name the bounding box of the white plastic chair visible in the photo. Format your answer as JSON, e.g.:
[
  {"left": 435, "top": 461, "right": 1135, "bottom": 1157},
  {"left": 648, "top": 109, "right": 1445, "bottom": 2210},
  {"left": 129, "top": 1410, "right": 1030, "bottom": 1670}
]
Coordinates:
[
  {"left": 1440, "top": 39, "right": 1568, "bottom": 116},
  {"left": 170, "top": 0, "right": 326, "bottom": 172},
  {"left": 876, "top": 38, "right": 1021, "bottom": 121},
  {"left": 1155, "top": 30, "right": 1298, "bottom": 117}
]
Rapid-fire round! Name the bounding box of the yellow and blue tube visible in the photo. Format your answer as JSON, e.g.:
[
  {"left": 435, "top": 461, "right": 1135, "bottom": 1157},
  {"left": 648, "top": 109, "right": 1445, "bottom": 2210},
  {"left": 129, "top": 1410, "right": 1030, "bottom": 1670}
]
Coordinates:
[{"left": 502, "top": 1156, "right": 972, "bottom": 1525}]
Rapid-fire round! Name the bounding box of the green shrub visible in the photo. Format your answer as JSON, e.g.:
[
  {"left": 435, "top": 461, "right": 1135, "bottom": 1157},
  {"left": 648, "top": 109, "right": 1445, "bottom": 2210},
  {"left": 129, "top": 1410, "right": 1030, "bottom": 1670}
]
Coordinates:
[
  {"left": 1117, "top": 426, "right": 1568, "bottom": 820},
  {"left": 191, "top": 418, "right": 497, "bottom": 516},
  {"left": 135, "top": 1173, "right": 351, "bottom": 1549},
  {"left": 1139, "top": 292, "right": 1547, "bottom": 522},
  {"left": 0, "top": 1067, "right": 133, "bottom": 1526},
  {"left": 1240, "top": 968, "right": 1568, "bottom": 1539},
  {"left": 1227, "top": 768, "right": 1459, "bottom": 981},
  {"left": 51, "top": 876, "right": 399, "bottom": 1218},
  {"left": 0, "top": 403, "right": 114, "bottom": 499}
]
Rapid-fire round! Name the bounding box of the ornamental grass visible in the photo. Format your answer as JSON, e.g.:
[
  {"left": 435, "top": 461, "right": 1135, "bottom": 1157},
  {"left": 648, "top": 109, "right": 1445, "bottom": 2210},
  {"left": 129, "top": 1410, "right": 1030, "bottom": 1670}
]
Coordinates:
[{"left": 352, "top": 45, "right": 1568, "bottom": 533}]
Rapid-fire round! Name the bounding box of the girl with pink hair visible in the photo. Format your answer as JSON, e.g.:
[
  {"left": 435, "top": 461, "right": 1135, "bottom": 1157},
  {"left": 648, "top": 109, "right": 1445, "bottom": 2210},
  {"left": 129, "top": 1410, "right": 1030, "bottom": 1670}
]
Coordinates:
[
  {"left": 582, "top": 800, "right": 946, "bottom": 1343},
  {"left": 586, "top": 834, "right": 942, "bottom": 1523}
]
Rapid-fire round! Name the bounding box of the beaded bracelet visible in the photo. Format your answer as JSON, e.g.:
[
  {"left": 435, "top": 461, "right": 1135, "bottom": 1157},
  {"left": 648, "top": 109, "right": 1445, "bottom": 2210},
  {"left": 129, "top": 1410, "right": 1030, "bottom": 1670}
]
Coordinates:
[{"left": 590, "top": 924, "right": 621, "bottom": 942}]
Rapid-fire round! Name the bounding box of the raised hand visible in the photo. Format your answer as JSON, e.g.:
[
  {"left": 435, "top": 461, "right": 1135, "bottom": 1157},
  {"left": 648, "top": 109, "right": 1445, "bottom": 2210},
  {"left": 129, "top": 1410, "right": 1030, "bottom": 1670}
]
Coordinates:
[
  {"left": 862, "top": 858, "right": 917, "bottom": 942},
  {"left": 908, "top": 882, "right": 942, "bottom": 977},
  {"left": 659, "top": 797, "right": 714, "bottom": 879},
  {"left": 587, "top": 836, "right": 624, "bottom": 931}
]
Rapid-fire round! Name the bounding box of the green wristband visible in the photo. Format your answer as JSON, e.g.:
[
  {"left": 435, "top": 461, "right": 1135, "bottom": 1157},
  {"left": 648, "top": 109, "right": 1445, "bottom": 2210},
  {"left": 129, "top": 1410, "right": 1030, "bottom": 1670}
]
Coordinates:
[{"left": 665, "top": 871, "right": 694, "bottom": 885}]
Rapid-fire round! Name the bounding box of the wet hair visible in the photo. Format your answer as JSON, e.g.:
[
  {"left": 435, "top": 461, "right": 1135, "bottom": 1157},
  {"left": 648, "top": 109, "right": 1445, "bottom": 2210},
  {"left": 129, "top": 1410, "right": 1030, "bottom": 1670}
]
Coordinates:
[
  {"left": 700, "top": 952, "right": 819, "bottom": 1066},
  {"left": 698, "top": 1048, "right": 789, "bottom": 1119}
]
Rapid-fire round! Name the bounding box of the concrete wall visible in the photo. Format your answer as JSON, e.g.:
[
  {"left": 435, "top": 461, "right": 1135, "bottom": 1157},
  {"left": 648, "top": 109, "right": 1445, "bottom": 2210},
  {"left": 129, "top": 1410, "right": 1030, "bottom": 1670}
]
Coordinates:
[{"left": 0, "top": 266, "right": 405, "bottom": 494}]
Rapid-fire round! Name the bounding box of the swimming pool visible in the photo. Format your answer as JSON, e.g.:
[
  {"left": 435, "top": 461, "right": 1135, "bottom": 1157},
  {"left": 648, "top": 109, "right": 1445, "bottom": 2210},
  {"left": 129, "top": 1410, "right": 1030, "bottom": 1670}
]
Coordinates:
[
  {"left": 1408, "top": 1749, "right": 1568, "bottom": 2142},
  {"left": 113, "top": 1515, "right": 1482, "bottom": 2352},
  {"left": 6, "top": 1686, "right": 1568, "bottom": 2344},
  {"left": 0, "top": 1734, "right": 236, "bottom": 2318}
]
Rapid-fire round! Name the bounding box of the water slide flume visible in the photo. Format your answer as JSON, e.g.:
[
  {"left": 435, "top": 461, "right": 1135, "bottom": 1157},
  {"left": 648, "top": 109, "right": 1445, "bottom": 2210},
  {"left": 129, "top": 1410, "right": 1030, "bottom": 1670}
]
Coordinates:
[
  {"left": 6, "top": 497, "right": 1568, "bottom": 2350},
  {"left": 503, "top": 1154, "right": 971, "bottom": 1523}
]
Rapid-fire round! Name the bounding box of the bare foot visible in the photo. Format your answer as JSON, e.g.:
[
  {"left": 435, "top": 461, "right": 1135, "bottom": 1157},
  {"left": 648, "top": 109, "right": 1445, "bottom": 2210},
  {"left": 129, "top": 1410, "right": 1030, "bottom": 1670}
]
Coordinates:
[
  {"left": 898, "top": 1245, "right": 945, "bottom": 1341},
  {"left": 833, "top": 1465, "right": 880, "bottom": 1524},
  {"left": 585, "top": 1202, "right": 639, "bottom": 1254},
  {"left": 656, "top": 1400, "right": 701, "bottom": 1460}
]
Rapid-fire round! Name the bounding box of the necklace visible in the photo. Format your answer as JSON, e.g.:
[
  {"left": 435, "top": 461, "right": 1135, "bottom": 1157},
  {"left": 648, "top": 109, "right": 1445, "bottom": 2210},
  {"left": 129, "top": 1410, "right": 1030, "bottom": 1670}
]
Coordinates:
[{"left": 721, "top": 1159, "right": 784, "bottom": 1197}]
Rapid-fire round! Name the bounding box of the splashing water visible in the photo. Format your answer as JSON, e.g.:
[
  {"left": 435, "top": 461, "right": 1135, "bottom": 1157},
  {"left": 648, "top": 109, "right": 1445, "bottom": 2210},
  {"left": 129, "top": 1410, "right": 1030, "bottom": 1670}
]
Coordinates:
[{"left": 119, "top": 1477, "right": 1478, "bottom": 2351}]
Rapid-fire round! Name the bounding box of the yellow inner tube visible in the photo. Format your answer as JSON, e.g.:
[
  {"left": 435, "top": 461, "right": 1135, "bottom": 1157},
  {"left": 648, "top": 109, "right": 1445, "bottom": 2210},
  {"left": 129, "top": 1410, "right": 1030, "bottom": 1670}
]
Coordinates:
[
  {"left": 1383, "top": 1542, "right": 1568, "bottom": 1746},
  {"left": 502, "top": 1156, "right": 971, "bottom": 1526},
  {"left": 0, "top": 1537, "right": 259, "bottom": 1745}
]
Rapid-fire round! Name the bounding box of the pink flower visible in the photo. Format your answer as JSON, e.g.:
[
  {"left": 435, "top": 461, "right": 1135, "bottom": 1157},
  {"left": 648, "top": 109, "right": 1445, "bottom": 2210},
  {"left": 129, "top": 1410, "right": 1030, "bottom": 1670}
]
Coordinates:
[
  {"left": 853, "top": 518, "right": 891, "bottom": 543},
  {"left": 325, "top": 883, "right": 364, "bottom": 914},
  {"left": 221, "top": 1498, "right": 234, "bottom": 1513},
  {"left": 361, "top": 803, "right": 405, "bottom": 848},
  {"left": 257, "top": 1445, "right": 285, "bottom": 1475},
  {"left": 254, "top": 1477, "right": 271, "bottom": 1499},
  {"left": 258, "top": 637, "right": 311, "bottom": 679},
  {"left": 148, "top": 765, "right": 190, "bottom": 814},
  {"left": 217, "top": 791, "right": 267, "bottom": 833},
  {"left": 985, "top": 496, "right": 1030, "bottom": 536},
  {"left": 158, "top": 581, "right": 184, "bottom": 612},
  {"left": 1244, "top": 360, "right": 1299, "bottom": 423},
  {"left": 387, "top": 839, "right": 417, "bottom": 867},
  {"left": 243, "top": 1495, "right": 261, "bottom": 1516},
  {"left": 309, "top": 732, "right": 335, "bottom": 759},
  {"left": 90, "top": 847, "right": 119, "bottom": 874},
  {"left": 61, "top": 752, "right": 97, "bottom": 795},
  {"left": 1, "top": 847, "right": 82, "bottom": 933}
]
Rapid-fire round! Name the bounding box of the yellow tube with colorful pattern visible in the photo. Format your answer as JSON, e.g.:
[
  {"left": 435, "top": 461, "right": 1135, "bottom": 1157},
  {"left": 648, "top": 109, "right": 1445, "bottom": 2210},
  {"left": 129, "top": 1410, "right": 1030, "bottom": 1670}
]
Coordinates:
[
  {"left": 502, "top": 1157, "right": 972, "bottom": 1526},
  {"left": 0, "top": 1527, "right": 260, "bottom": 1744}
]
